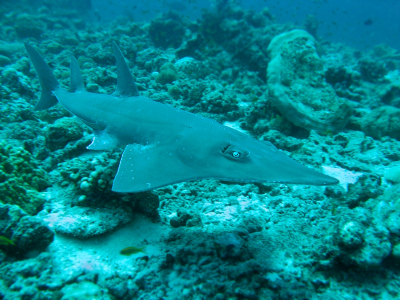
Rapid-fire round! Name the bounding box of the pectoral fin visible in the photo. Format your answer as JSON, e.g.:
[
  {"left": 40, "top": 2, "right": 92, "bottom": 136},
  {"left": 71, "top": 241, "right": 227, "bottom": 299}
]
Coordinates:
[
  {"left": 87, "top": 130, "right": 119, "bottom": 150},
  {"left": 112, "top": 144, "right": 205, "bottom": 193}
]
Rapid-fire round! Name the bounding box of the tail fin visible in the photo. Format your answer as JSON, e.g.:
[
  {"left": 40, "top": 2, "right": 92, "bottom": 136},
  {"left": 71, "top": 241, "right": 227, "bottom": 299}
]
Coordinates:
[{"left": 25, "top": 44, "right": 60, "bottom": 110}]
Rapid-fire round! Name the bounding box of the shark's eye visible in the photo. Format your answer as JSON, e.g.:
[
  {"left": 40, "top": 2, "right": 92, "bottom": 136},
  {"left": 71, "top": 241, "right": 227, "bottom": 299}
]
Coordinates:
[
  {"left": 221, "top": 143, "right": 249, "bottom": 161},
  {"left": 232, "top": 151, "right": 240, "bottom": 158}
]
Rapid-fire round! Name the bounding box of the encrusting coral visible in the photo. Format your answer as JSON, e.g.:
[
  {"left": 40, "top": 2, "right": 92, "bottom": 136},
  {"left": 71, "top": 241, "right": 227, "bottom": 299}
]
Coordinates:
[{"left": 0, "top": 143, "right": 50, "bottom": 215}]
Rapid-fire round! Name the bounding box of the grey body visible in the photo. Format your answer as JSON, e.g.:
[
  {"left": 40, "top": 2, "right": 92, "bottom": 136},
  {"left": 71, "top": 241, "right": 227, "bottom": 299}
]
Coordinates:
[{"left": 25, "top": 43, "right": 338, "bottom": 193}]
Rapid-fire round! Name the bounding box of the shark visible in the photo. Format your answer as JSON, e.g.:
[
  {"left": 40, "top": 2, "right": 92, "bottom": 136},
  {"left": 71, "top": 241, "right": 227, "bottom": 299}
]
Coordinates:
[{"left": 25, "top": 42, "right": 338, "bottom": 193}]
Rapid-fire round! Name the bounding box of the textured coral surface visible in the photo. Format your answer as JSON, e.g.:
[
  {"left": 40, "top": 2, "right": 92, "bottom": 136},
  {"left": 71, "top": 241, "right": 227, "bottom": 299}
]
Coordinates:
[{"left": 0, "top": 0, "right": 400, "bottom": 299}]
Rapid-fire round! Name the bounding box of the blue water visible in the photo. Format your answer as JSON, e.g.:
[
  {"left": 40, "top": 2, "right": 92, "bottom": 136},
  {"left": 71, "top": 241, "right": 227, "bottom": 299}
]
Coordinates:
[{"left": 92, "top": 0, "right": 400, "bottom": 51}]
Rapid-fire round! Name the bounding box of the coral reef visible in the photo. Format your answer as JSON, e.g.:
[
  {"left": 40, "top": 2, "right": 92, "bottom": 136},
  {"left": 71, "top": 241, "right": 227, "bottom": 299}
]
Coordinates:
[
  {"left": 156, "top": 62, "right": 179, "bottom": 84},
  {"left": 0, "top": 0, "right": 400, "bottom": 299},
  {"left": 0, "top": 204, "right": 54, "bottom": 258},
  {"left": 361, "top": 106, "right": 400, "bottom": 140},
  {"left": 267, "top": 30, "right": 353, "bottom": 134},
  {"left": 0, "top": 143, "right": 50, "bottom": 215}
]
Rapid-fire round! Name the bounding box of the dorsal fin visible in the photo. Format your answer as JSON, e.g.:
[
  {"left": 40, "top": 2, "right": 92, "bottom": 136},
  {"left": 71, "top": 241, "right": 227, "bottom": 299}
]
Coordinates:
[
  {"left": 70, "top": 56, "right": 84, "bottom": 92},
  {"left": 112, "top": 42, "right": 139, "bottom": 97}
]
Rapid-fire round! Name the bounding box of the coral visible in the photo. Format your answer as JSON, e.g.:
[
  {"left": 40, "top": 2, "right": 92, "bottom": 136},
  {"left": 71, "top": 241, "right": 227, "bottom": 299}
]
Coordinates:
[
  {"left": 61, "top": 281, "right": 112, "bottom": 300},
  {"left": 156, "top": 62, "right": 179, "bottom": 84},
  {"left": 176, "top": 33, "right": 205, "bottom": 59},
  {"left": 56, "top": 149, "right": 119, "bottom": 193},
  {"left": 335, "top": 207, "right": 391, "bottom": 269},
  {"left": 54, "top": 150, "right": 160, "bottom": 219},
  {"left": 0, "top": 55, "right": 11, "bottom": 67},
  {"left": 45, "top": 117, "right": 86, "bottom": 151},
  {"left": 304, "top": 14, "right": 319, "bottom": 37},
  {"left": 14, "top": 14, "right": 46, "bottom": 38},
  {"left": 0, "top": 67, "right": 34, "bottom": 98},
  {"left": 384, "top": 166, "right": 400, "bottom": 183},
  {"left": 188, "top": 82, "right": 206, "bottom": 105},
  {"left": 0, "top": 204, "right": 54, "bottom": 257},
  {"left": 338, "top": 221, "right": 364, "bottom": 249},
  {"left": 0, "top": 143, "right": 50, "bottom": 215},
  {"left": 380, "top": 79, "right": 400, "bottom": 108},
  {"left": 358, "top": 57, "right": 388, "bottom": 83},
  {"left": 169, "top": 208, "right": 201, "bottom": 228},
  {"left": 267, "top": 30, "right": 353, "bottom": 133},
  {"left": 361, "top": 106, "right": 400, "bottom": 140},
  {"left": 46, "top": 42, "right": 63, "bottom": 54},
  {"left": 325, "top": 65, "right": 363, "bottom": 101},
  {"left": 125, "top": 191, "right": 160, "bottom": 219},
  {"left": 43, "top": 206, "right": 133, "bottom": 239},
  {"left": 344, "top": 174, "right": 383, "bottom": 208},
  {"left": 149, "top": 11, "right": 185, "bottom": 49},
  {"left": 378, "top": 187, "right": 400, "bottom": 236},
  {"left": 168, "top": 85, "right": 181, "bottom": 100},
  {"left": 0, "top": 43, "right": 24, "bottom": 57},
  {"left": 175, "top": 57, "right": 203, "bottom": 79}
]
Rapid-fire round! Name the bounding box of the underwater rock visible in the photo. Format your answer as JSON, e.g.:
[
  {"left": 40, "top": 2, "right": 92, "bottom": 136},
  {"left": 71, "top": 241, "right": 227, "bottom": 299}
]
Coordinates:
[
  {"left": 44, "top": 206, "right": 133, "bottom": 239},
  {"left": 378, "top": 186, "right": 400, "bottom": 236},
  {"left": 384, "top": 166, "right": 400, "bottom": 183},
  {"left": 0, "top": 43, "right": 24, "bottom": 57},
  {"left": 200, "top": 85, "right": 240, "bottom": 117},
  {"left": 0, "top": 251, "right": 81, "bottom": 299},
  {"left": 267, "top": 29, "right": 353, "bottom": 134},
  {"left": 392, "top": 243, "right": 400, "bottom": 261},
  {"left": 358, "top": 57, "right": 388, "bottom": 83},
  {"left": 0, "top": 204, "right": 54, "bottom": 257},
  {"left": 361, "top": 106, "right": 400, "bottom": 140},
  {"left": 175, "top": 57, "right": 204, "bottom": 79},
  {"left": 46, "top": 42, "right": 64, "bottom": 54},
  {"left": 43, "top": 135, "right": 92, "bottom": 170},
  {"left": 187, "top": 82, "right": 206, "bottom": 105},
  {"left": 125, "top": 191, "right": 160, "bottom": 220},
  {"left": 162, "top": 228, "right": 261, "bottom": 298},
  {"left": 61, "top": 281, "right": 112, "bottom": 300},
  {"left": 14, "top": 14, "right": 46, "bottom": 38},
  {"left": 1, "top": 67, "right": 33, "bottom": 96},
  {"left": 167, "top": 85, "right": 181, "bottom": 100},
  {"left": 0, "top": 55, "right": 11, "bottom": 67},
  {"left": 0, "top": 143, "right": 50, "bottom": 215},
  {"left": 325, "top": 65, "right": 363, "bottom": 102},
  {"left": 169, "top": 209, "right": 200, "bottom": 228},
  {"left": 176, "top": 33, "right": 205, "bottom": 59},
  {"left": 344, "top": 174, "right": 383, "bottom": 208},
  {"left": 304, "top": 14, "right": 319, "bottom": 37},
  {"left": 335, "top": 207, "right": 391, "bottom": 268},
  {"left": 380, "top": 80, "right": 400, "bottom": 108},
  {"left": 55, "top": 150, "right": 120, "bottom": 200},
  {"left": 214, "top": 232, "right": 246, "bottom": 260},
  {"left": 338, "top": 221, "right": 365, "bottom": 249},
  {"left": 45, "top": 117, "right": 86, "bottom": 151},
  {"left": 149, "top": 11, "right": 185, "bottom": 49}
]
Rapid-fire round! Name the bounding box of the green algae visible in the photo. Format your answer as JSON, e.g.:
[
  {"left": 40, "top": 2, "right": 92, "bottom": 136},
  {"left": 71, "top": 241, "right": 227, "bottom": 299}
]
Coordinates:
[
  {"left": 156, "top": 62, "right": 179, "bottom": 84},
  {"left": 0, "top": 143, "right": 50, "bottom": 215}
]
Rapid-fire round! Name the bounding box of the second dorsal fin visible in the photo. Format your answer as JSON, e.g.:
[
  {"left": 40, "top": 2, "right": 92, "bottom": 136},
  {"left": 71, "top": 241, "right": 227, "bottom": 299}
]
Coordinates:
[
  {"left": 70, "top": 56, "right": 84, "bottom": 92},
  {"left": 112, "top": 42, "right": 139, "bottom": 97}
]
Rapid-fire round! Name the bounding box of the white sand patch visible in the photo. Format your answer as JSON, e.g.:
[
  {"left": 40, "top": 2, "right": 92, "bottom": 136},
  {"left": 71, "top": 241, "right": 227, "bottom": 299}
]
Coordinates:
[
  {"left": 49, "top": 214, "right": 168, "bottom": 277},
  {"left": 322, "top": 165, "right": 363, "bottom": 191}
]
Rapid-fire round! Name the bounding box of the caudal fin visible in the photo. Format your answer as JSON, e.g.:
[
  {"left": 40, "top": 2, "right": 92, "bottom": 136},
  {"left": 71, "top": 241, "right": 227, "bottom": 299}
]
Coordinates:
[{"left": 25, "top": 44, "right": 60, "bottom": 110}]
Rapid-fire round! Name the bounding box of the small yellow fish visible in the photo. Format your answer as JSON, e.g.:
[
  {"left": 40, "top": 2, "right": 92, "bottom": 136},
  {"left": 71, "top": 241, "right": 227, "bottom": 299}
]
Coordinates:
[
  {"left": 0, "top": 236, "right": 15, "bottom": 246},
  {"left": 120, "top": 246, "right": 145, "bottom": 256}
]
